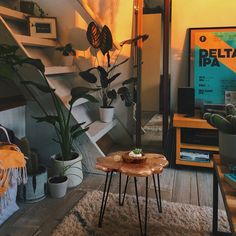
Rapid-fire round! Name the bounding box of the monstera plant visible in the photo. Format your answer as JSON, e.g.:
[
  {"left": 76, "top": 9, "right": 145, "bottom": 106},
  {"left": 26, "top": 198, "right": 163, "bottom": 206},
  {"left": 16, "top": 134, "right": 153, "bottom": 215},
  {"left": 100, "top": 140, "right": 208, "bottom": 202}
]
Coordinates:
[{"left": 79, "top": 21, "right": 148, "bottom": 122}]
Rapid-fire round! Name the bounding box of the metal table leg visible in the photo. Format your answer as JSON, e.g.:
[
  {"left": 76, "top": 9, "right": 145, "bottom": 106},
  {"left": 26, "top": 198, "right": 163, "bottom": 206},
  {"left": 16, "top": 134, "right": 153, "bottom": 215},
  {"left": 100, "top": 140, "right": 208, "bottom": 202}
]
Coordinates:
[
  {"left": 98, "top": 171, "right": 113, "bottom": 227},
  {"left": 119, "top": 173, "right": 129, "bottom": 206},
  {"left": 213, "top": 169, "right": 218, "bottom": 234},
  {"left": 153, "top": 174, "right": 162, "bottom": 213}
]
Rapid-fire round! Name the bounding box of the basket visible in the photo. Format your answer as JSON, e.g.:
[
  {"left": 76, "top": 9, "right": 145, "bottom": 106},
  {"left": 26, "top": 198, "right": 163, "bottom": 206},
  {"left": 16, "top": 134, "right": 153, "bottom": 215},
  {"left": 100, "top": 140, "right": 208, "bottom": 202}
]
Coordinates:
[{"left": 122, "top": 151, "right": 147, "bottom": 164}]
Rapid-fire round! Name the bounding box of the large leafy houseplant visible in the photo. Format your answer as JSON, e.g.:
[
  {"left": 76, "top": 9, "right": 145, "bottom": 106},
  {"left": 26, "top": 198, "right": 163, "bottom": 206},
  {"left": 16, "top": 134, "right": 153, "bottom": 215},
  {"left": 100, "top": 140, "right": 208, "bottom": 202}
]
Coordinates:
[
  {"left": 0, "top": 44, "right": 98, "bottom": 171},
  {"left": 79, "top": 22, "right": 148, "bottom": 113}
]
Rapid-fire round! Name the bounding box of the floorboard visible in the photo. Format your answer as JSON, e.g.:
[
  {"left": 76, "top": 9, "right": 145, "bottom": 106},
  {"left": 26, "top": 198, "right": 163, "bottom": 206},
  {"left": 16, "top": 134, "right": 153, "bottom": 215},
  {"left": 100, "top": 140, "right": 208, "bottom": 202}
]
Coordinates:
[{"left": 0, "top": 167, "right": 228, "bottom": 235}]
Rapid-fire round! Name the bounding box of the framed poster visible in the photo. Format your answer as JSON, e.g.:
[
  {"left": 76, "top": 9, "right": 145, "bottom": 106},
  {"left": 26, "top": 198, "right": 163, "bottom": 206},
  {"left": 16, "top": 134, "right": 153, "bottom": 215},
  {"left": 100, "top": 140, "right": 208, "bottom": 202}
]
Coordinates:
[
  {"left": 28, "top": 17, "right": 57, "bottom": 39},
  {"left": 189, "top": 27, "right": 236, "bottom": 108}
]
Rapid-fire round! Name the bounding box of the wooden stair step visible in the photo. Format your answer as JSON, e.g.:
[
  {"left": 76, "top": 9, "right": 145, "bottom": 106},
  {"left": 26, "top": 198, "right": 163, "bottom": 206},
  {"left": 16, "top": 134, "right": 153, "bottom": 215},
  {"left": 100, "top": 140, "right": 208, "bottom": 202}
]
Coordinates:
[
  {"left": 0, "top": 6, "right": 29, "bottom": 21},
  {"left": 15, "top": 34, "right": 57, "bottom": 47},
  {"left": 45, "top": 66, "right": 76, "bottom": 75},
  {"left": 87, "top": 120, "right": 118, "bottom": 143}
]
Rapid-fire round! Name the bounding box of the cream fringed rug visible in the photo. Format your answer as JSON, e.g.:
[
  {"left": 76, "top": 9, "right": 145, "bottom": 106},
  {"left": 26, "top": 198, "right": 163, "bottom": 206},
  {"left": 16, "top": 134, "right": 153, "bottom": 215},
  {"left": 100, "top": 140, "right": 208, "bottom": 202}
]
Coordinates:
[{"left": 52, "top": 191, "right": 229, "bottom": 236}]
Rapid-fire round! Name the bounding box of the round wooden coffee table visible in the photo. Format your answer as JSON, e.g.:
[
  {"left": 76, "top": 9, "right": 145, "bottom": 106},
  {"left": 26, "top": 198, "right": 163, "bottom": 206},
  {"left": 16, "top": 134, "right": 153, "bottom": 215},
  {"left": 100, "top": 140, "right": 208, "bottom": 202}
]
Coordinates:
[{"left": 96, "top": 151, "right": 168, "bottom": 236}]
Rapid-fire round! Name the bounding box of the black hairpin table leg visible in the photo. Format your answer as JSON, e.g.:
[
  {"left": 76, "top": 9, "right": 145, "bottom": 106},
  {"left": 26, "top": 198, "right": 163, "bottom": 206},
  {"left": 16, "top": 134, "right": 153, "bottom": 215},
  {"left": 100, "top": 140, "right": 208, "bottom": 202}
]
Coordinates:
[
  {"left": 153, "top": 174, "right": 162, "bottom": 213},
  {"left": 119, "top": 173, "right": 129, "bottom": 206},
  {"left": 98, "top": 171, "right": 113, "bottom": 227}
]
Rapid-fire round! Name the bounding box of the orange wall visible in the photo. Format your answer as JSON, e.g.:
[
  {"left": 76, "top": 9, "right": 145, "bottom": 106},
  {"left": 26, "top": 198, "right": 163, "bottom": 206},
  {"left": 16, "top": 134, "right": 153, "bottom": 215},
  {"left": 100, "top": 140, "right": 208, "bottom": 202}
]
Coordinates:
[{"left": 171, "top": 0, "right": 236, "bottom": 110}]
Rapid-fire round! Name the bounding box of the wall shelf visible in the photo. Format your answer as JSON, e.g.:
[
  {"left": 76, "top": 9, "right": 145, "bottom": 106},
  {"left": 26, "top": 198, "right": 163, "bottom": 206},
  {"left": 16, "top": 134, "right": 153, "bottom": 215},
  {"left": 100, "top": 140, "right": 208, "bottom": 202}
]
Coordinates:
[
  {"left": 45, "top": 66, "right": 76, "bottom": 75},
  {"left": 0, "top": 6, "right": 29, "bottom": 21}
]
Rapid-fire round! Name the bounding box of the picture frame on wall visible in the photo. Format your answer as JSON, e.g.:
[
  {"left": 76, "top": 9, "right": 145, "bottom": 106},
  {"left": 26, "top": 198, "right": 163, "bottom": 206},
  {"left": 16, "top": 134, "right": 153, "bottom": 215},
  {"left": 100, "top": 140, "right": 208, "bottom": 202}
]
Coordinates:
[
  {"left": 28, "top": 17, "right": 57, "bottom": 39},
  {"left": 188, "top": 27, "right": 236, "bottom": 108}
]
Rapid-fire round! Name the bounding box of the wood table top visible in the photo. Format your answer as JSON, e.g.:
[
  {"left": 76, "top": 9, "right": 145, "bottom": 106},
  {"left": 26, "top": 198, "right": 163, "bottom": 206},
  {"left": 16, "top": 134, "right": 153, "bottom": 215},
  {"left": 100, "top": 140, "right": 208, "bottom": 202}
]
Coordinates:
[
  {"left": 213, "top": 155, "right": 236, "bottom": 234},
  {"left": 96, "top": 151, "right": 168, "bottom": 177}
]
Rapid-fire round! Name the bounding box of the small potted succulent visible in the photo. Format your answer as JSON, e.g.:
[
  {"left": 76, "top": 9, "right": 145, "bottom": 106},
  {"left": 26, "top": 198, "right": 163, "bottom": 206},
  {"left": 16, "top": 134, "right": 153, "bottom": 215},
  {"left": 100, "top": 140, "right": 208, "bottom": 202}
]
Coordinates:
[
  {"left": 79, "top": 22, "right": 148, "bottom": 122},
  {"left": 18, "top": 137, "right": 47, "bottom": 202},
  {"left": 122, "top": 148, "right": 146, "bottom": 163},
  {"left": 204, "top": 103, "right": 236, "bottom": 164},
  {"left": 56, "top": 43, "right": 76, "bottom": 66}
]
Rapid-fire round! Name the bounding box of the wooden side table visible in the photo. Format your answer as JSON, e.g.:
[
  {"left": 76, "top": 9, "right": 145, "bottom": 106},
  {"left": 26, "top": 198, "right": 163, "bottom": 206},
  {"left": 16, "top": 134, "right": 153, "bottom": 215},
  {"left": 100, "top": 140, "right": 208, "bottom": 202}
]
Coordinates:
[
  {"left": 96, "top": 151, "right": 168, "bottom": 236},
  {"left": 213, "top": 155, "right": 236, "bottom": 235}
]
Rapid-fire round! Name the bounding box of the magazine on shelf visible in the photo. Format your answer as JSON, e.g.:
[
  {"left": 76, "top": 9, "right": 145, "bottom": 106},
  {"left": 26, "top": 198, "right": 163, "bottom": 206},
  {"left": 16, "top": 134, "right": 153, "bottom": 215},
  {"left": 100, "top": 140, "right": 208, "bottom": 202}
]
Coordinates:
[
  {"left": 224, "top": 173, "right": 236, "bottom": 189},
  {"left": 180, "top": 149, "right": 211, "bottom": 162}
]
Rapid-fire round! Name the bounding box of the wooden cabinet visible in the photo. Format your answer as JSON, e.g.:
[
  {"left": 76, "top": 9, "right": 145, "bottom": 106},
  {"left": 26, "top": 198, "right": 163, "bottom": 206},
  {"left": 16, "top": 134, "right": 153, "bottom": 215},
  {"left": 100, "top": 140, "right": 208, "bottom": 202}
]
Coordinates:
[{"left": 173, "top": 113, "right": 219, "bottom": 168}]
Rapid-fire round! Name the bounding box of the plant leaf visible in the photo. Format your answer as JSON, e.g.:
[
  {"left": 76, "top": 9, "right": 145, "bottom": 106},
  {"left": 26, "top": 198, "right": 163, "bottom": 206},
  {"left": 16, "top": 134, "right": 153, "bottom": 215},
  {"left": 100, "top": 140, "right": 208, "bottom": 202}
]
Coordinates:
[
  {"left": 87, "top": 22, "right": 101, "bottom": 49},
  {"left": 108, "top": 58, "right": 129, "bottom": 74},
  {"left": 97, "top": 66, "right": 109, "bottom": 88},
  {"left": 70, "top": 86, "right": 98, "bottom": 105},
  {"left": 72, "top": 127, "right": 89, "bottom": 140},
  {"left": 120, "top": 34, "right": 149, "bottom": 46},
  {"left": 70, "top": 122, "right": 86, "bottom": 133},
  {"left": 22, "top": 80, "right": 55, "bottom": 93},
  {"left": 0, "top": 63, "right": 15, "bottom": 79},
  {"left": 107, "top": 89, "right": 117, "bottom": 99},
  {"left": 79, "top": 69, "right": 97, "bottom": 83},
  {"left": 22, "top": 58, "right": 45, "bottom": 73},
  {"left": 108, "top": 73, "right": 121, "bottom": 84},
  {"left": 32, "top": 115, "right": 59, "bottom": 125},
  {"left": 100, "top": 25, "right": 113, "bottom": 55},
  {"left": 117, "top": 86, "right": 133, "bottom": 107}
]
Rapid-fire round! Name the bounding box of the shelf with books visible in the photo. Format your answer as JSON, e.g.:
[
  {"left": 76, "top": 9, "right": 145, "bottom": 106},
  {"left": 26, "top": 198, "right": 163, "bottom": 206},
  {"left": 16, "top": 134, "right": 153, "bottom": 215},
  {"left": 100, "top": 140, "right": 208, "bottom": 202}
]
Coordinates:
[{"left": 173, "top": 113, "right": 218, "bottom": 168}]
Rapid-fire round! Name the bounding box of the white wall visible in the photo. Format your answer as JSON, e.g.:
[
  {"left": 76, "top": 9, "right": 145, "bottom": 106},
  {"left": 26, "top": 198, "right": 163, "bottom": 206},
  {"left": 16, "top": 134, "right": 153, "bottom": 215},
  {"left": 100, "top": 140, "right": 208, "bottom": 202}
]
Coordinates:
[{"left": 171, "top": 0, "right": 236, "bottom": 110}]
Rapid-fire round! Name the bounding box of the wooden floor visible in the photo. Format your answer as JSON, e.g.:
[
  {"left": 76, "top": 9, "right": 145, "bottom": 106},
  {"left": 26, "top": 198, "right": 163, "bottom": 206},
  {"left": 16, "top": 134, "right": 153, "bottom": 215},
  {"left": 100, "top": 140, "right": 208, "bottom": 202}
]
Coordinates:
[{"left": 0, "top": 166, "right": 225, "bottom": 236}]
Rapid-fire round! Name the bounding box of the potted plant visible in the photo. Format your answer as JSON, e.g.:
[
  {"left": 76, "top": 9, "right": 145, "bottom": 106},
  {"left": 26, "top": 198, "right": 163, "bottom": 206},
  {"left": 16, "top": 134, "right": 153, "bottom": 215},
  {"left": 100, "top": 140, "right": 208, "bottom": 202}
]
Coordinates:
[
  {"left": 79, "top": 22, "right": 148, "bottom": 122},
  {"left": 18, "top": 137, "right": 47, "bottom": 202},
  {"left": 20, "top": 1, "right": 47, "bottom": 17},
  {"left": 204, "top": 103, "right": 236, "bottom": 165},
  {"left": 0, "top": 44, "right": 98, "bottom": 192},
  {"left": 56, "top": 43, "right": 76, "bottom": 66}
]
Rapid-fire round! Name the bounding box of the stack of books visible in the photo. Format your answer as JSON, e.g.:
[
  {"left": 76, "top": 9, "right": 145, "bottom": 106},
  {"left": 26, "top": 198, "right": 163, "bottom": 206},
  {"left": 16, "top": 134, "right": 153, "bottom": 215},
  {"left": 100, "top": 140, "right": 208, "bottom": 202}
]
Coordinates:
[
  {"left": 224, "top": 173, "right": 236, "bottom": 189},
  {"left": 180, "top": 149, "right": 210, "bottom": 162}
]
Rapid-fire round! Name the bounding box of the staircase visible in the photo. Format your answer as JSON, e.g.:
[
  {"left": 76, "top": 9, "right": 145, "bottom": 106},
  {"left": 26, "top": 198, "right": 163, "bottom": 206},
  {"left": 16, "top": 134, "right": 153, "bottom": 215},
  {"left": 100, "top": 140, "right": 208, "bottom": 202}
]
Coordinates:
[{"left": 0, "top": 4, "right": 132, "bottom": 174}]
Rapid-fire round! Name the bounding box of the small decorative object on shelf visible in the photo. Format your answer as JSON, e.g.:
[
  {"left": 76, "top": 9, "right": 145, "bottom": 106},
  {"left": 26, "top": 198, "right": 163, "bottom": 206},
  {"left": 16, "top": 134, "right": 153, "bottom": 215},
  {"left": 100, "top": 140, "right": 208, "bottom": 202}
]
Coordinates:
[
  {"left": 224, "top": 173, "right": 236, "bottom": 189},
  {"left": 122, "top": 148, "right": 146, "bottom": 163}
]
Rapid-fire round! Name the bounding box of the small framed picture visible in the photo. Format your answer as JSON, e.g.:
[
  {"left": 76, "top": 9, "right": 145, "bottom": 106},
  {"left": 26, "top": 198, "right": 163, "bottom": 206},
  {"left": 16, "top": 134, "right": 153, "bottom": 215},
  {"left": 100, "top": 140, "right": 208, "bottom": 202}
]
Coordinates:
[{"left": 28, "top": 17, "right": 57, "bottom": 39}]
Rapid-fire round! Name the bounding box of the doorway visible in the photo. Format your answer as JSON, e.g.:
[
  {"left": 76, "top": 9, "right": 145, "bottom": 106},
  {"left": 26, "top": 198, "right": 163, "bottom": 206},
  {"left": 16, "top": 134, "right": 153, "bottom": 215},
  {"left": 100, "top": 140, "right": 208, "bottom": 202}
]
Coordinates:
[{"left": 141, "top": 3, "right": 163, "bottom": 150}]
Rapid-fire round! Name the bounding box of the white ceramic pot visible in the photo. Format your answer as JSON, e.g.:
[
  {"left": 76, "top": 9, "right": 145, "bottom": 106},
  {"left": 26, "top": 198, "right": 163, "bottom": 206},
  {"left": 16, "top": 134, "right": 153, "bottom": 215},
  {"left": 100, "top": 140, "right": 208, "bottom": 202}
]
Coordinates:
[
  {"left": 62, "top": 56, "right": 74, "bottom": 66},
  {"left": 48, "top": 176, "right": 68, "bottom": 198},
  {"left": 51, "top": 152, "right": 83, "bottom": 188},
  {"left": 219, "top": 131, "right": 236, "bottom": 165},
  {"left": 99, "top": 107, "right": 115, "bottom": 123}
]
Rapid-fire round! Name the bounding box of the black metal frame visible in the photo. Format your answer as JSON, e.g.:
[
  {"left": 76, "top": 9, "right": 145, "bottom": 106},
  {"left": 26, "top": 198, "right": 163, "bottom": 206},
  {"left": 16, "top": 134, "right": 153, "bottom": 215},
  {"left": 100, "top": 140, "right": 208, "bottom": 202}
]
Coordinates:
[{"left": 98, "top": 172, "right": 162, "bottom": 236}]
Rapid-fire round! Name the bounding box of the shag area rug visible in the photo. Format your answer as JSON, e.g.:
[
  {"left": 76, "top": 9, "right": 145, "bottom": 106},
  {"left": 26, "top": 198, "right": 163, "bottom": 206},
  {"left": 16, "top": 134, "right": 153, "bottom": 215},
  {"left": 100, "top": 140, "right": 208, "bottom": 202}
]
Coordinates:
[{"left": 52, "top": 191, "right": 229, "bottom": 236}]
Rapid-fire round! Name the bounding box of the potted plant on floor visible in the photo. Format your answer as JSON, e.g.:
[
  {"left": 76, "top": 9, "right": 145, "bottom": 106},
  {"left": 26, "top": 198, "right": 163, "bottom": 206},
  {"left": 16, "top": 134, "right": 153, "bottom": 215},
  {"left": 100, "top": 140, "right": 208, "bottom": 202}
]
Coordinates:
[
  {"left": 204, "top": 104, "right": 236, "bottom": 165},
  {"left": 18, "top": 137, "right": 47, "bottom": 202},
  {"left": 0, "top": 44, "right": 98, "bottom": 195},
  {"left": 79, "top": 22, "right": 148, "bottom": 122},
  {"left": 56, "top": 43, "right": 76, "bottom": 66}
]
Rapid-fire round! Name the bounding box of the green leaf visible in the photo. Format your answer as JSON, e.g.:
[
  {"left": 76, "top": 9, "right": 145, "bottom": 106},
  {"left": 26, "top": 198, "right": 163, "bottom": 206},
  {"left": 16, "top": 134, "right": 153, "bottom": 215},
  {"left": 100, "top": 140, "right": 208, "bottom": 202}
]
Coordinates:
[
  {"left": 80, "top": 94, "right": 99, "bottom": 103},
  {"left": 0, "top": 64, "right": 15, "bottom": 79},
  {"left": 108, "top": 73, "right": 121, "bottom": 84},
  {"left": 32, "top": 115, "right": 59, "bottom": 125},
  {"left": 72, "top": 127, "right": 89, "bottom": 140},
  {"left": 79, "top": 69, "right": 97, "bottom": 83},
  {"left": 70, "top": 86, "right": 98, "bottom": 105},
  {"left": 120, "top": 34, "right": 149, "bottom": 46},
  {"left": 22, "top": 58, "right": 45, "bottom": 73},
  {"left": 100, "top": 25, "right": 113, "bottom": 55},
  {"left": 107, "top": 89, "right": 117, "bottom": 99},
  {"left": 87, "top": 22, "right": 101, "bottom": 49},
  {"left": 22, "top": 80, "right": 55, "bottom": 93},
  {"left": 70, "top": 122, "right": 86, "bottom": 133},
  {"left": 122, "top": 77, "right": 137, "bottom": 85}
]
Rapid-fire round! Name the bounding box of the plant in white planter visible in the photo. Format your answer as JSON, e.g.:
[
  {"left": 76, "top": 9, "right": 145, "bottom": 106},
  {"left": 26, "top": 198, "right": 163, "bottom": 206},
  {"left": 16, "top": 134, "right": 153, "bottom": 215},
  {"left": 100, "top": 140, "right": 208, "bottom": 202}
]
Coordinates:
[
  {"left": 79, "top": 22, "right": 148, "bottom": 122},
  {"left": 204, "top": 104, "right": 236, "bottom": 165},
  {"left": 18, "top": 137, "right": 47, "bottom": 202},
  {"left": 56, "top": 43, "right": 76, "bottom": 66},
  {"left": 0, "top": 44, "right": 99, "bottom": 196}
]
